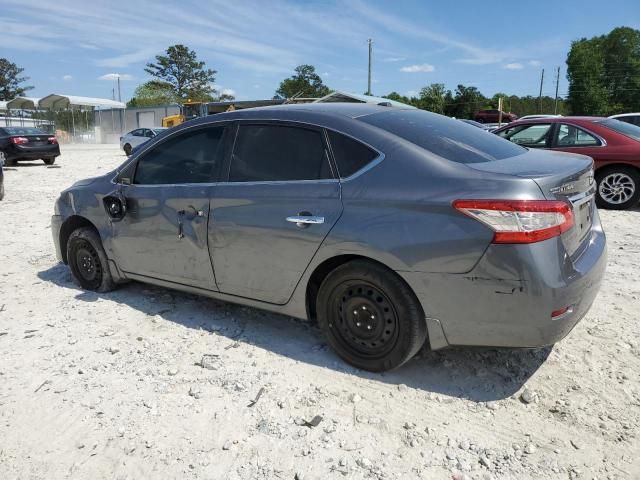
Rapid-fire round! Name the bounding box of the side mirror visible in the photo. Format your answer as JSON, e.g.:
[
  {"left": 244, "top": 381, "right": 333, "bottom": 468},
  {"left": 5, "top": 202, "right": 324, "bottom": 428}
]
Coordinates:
[{"left": 103, "top": 193, "right": 127, "bottom": 221}]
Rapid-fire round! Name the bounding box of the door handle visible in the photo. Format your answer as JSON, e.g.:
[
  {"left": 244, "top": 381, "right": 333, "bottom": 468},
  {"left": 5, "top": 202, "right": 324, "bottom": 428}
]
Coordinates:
[{"left": 286, "top": 215, "right": 325, "bottom": 228}]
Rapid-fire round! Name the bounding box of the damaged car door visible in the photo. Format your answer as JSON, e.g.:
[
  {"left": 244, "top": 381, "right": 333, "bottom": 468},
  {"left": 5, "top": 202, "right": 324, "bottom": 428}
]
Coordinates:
[{"left": 110, "top": 125, "right": 227, "bottom": 290}]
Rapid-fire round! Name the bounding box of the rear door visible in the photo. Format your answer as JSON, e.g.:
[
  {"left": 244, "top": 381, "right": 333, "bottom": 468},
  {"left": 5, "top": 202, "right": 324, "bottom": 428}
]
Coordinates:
[
  {"left": 111, "top": 124, "right": 228, "bottom": 290},
  {"left": 209, "top": 122, "right": 342, "bottom": 304}
]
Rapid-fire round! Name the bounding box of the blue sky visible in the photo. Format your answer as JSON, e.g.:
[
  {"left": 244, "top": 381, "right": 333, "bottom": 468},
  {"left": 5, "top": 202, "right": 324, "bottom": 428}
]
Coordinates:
[{"left": 2, "top": 0, "right": 639, "bottom": 103}]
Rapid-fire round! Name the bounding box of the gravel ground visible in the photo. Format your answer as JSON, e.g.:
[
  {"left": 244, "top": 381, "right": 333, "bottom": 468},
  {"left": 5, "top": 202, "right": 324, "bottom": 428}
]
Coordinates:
[{"left": 0, "top": 144, "right": 638, "bottom": 480}]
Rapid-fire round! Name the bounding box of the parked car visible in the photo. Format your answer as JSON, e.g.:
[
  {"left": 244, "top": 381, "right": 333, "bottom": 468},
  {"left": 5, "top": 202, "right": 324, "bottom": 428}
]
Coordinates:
[
  {"left": 0, "top": 126, "right": 60, "bottom": 166},
  {"left": 474, "top": 109, "right": 518, "bottom": 123},
  {"left": 519, "top": 115, "right": 563, "bottom": 121},
  {"left": 119, "top": 127, "right": 167, "bottom": 155},
  {"left": 52, "top": 104, "right": 606, "bottom": 372},
  {"left": 0, "top": 151, "right": 4, "bottom": 200},
  {"left": 494, "top": 116, "right": 640, "bottom": 209},
  {"left": 460, "top": 119, "right": 493, "bottom": 131},
  {"left": 609, "top": 113, "right": 640, "bottom": 127}
]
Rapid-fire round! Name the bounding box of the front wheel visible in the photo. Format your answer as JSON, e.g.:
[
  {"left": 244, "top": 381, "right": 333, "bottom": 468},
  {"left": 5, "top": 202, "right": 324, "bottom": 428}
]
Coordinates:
[
  {"left": 123, "top": 144, "right": 132, "bottom": 156},
  {"left": 317, "top": 260, "right": 427, "bottom": 372},
  {"left": 596, "top": 167, "right": 640, "bottom": 210},
  {"left": 67, "top": 227, "right": 116, "bottom": 292},
  {"left": 43, "top": 157, "right": 56, "bottom": 165}
]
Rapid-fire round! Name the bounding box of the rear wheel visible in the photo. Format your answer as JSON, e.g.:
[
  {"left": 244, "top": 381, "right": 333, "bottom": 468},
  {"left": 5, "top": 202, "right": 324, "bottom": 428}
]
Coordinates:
[
  {"left": 5, "top": 159, "right": 16, "bottom": 166},
  {"left": 43, "top": 157, "right": 55, "bottom": 165},
  {"left": 317, "top": 260, "right": 427, "bottom": 372},
  {"left": 595, "top": 166, "right": 640, "bottom": 210},
  {"left": 67, "top": 227, "right": 116, "bottom": 292},
  {"left": 123, "top": 144, "right": 132, "bottom": 156}
]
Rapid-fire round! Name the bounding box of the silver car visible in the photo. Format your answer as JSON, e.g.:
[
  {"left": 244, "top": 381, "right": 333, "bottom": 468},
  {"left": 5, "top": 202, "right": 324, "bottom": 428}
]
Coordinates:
[
  {"left": 52, "top": 104, "right": 606, "bottom": 371},
  {"left": 119, "top": 127, "right": 167, "bottom": 155}
]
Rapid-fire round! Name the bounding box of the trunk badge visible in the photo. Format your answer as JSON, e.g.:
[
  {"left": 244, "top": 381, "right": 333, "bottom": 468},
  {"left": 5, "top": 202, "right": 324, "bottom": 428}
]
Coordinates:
[{"left": 550, "top": 183, "right": 576, "bottom": 194}]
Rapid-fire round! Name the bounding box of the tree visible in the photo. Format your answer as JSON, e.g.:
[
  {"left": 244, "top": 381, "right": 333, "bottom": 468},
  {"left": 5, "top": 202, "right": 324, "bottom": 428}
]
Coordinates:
[
  {"left": 274, "top": 65, "right": 330, "bottom": 99},
  {"left": 566, "top": 36, "right": 608, "bottom": 115},
  {"left": 0, "top": 58, "right": 33, "bottom": 100},
  {"left": 145, "top": 45, "right": 217, "bottom": 102},
  {"left": 127, "top": 80, "right": 178, "bottom": 107},
  {"left": 383, "top": 91, "right": 416, "bottom": 106},
  {"left": 445, "top": 84, "right": 486, "bottom": 118},
  {"left": 567, "top": 27, "right": 640, "bottom": 115},
  {"left": 416, "top": 83, "right": 448, "bottom": 114}
]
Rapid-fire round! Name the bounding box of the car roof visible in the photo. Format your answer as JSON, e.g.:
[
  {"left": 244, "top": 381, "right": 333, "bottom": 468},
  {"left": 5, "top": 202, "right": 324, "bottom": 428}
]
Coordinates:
[
  {"left": 506, "top": 116, "right": 607, "bottom": 125},
  {"left": 610, "top": 113, "right": 640, "bottom": 118}
]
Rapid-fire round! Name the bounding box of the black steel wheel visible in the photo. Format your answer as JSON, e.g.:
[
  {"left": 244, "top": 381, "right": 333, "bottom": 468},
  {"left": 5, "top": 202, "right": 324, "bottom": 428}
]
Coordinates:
[
  {"left": 123, "top": 144, "right": 132, "bottom": 156},
  {"left": 67, "top": 227, "right": 116, "bottom": 292},
  {"left": 317, "top": 260, "right": 427, "bottom": 372}
]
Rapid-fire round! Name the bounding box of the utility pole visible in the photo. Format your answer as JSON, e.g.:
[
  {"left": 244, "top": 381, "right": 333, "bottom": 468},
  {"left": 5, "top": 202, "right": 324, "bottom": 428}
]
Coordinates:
[
  {"left": 116, "top": 74, "right": 123, "bottom": 135},
  {"left": 538, "top": 68, "right": 545, "bottom": 113},
  {"left": 554, "top": 66, "right": 560, "bottom": 114},
  {"left": 117, "top": 75, "right": 122, "bottom": 102},
  {"left": 367, "top": 38, "right": 373, "bottom": 96}
]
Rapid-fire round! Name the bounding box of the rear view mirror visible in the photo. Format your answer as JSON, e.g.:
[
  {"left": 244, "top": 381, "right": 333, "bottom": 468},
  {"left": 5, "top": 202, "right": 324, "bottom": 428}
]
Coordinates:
[{"left": 103, "top": 193, "right": 127, "bottom": 221}]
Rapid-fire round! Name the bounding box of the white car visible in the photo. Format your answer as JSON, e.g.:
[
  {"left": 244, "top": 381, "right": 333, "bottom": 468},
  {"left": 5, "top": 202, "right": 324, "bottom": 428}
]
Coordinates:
[
  {"left": 119, "top": 128, "right": 167, "bottom": 155},
  {"left": 609, "top": 113, "right": 640, "bottom": 127},
  {"left": 518, "top": 114, "right": 563, "bottom": 121}
]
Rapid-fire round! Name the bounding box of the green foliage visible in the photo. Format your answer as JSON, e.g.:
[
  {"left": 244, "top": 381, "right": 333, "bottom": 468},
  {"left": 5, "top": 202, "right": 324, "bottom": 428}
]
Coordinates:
[
  {"left": 383, "top": 83, "right": 567, "bottom": 118},
  {"left": 274, "top": 65, "right": 331, "bottom": 99},
  {"left": 567, "top": 27, "right": 640, "bottom": 115},
  {"left": 127, "top": 81, "right": 178, "bottom": 107},
  {"left": 0, "top": 58, "right": 33, "bottom": 100},
  {"left": 144, "top": 45, "right": 217, "bottom": 102}
]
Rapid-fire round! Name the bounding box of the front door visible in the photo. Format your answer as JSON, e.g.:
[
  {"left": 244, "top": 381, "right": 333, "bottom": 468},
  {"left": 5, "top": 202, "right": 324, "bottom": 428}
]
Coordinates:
[
  {"left": 112, "top": 124, "right": 227, "bottom": 290},
  {"left": 209, "top": 122, "right": 343, "bottom": 304}
]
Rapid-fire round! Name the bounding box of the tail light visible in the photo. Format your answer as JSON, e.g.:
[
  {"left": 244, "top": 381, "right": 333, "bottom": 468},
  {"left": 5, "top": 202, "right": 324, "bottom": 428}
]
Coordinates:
[
  {"left": 48, "top": 137, "right": 58, "bottom": 144},
  {"left": 453, "top": 199, "right": 574, "bottom": 244},
  {"left": 10, "top": 136, "right": 29, "bottom": 145}
]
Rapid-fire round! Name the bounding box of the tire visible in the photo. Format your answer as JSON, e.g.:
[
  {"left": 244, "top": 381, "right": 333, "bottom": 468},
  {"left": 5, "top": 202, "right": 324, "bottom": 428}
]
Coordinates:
[
  {"left": 5, "top": 159, "right": 16, "bottom": 167},
  {"left": 43, "top": 157, "right": 55, "bottom": 165},
  {"left": 67, "top": 227, "right": 116, "bottom": 292},
  {"left": 316, "top": 260, "right": 427, "bottom": 372},
  {"left": 595, "top": 166, "right": 640, "bottom": 210},
  {"left": 123, "top": 144, "right": 132, "bottom": 156},
  {"left": 0, "top": 182, "right": 4, "bottom": 201},
  {"left": 476, "top": 118, "right": 485, "bottom": 124}
]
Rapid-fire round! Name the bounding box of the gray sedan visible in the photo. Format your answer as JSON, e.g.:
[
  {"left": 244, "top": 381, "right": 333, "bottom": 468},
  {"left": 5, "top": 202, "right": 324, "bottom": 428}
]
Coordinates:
[{"left": 52, "top": 104, "right": 606, "bottom": 371}]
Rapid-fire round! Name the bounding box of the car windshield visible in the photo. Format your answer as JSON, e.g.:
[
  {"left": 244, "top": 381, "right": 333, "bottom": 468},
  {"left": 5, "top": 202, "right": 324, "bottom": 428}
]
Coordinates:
[
  {"left": 359, "top": 109, "right": 526, "bottom": 163},
  {"left": 2, "top": 127, "right": 48, "bottom": 135},
  {"left": 597, "top": 118, "right": 640, "bottom": 141}
]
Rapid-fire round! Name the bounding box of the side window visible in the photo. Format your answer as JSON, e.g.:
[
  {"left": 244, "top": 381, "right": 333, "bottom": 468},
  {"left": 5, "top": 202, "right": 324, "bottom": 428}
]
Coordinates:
[
  {"left": 555, "top": 124, "right": 600, "bottom": 147},
  {"left": 131, "top": 129, "right": 143, "bottom": 137},
  {"left": 497, "top": 123, "right": 551, "bottom": 148},
  {"left": 144, "top": 129, "right": 154, "bottom": 138},
  {"left": 327, "top": 130, "right": 379, "bottom": 178},
  {"left": 134, "top": 126, "right": 225, "bottom": 185},
  {"left": 229, "top": 125, "right": 332, "bottom": 182}
]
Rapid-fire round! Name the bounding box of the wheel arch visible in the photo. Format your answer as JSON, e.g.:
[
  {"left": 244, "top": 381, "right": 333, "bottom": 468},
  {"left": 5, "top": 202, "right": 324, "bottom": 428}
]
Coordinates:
[
  {"left": 305, "top": 254, "right": 420, "bottom": 321},
  {"left": 59, "top": 215, "right": 100, "bottom": 264},
  {"left": 596, "top": 162, "right": 640, "bottom": 177}
]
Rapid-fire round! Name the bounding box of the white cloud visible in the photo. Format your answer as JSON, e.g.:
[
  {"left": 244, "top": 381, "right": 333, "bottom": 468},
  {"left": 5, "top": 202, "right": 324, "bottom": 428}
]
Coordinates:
[
  {"left": 406, "top": 90, "right": 418, "bottom": 97},
  {"left": 503, "top": 63, "right": 524, "bottom": 70},
  {"left": 400, "top": 63, "right": 435, "bottom": 73},
  {"left": 383, "top": 56, "right": 406, "bottom": 62},
  {"left": 322, "top": 72, "right": 330, "bottom": 77},
  {"left": 98, "top": 73, "right": 133, "bottom": 81},
  {"left": 62, "top": 74, "right": 72, "bottom": 81},
  {"left": 529, "top": 60, "right": 542, "bottom": 67},
  {"left": 221, "top": 88, "right": 235, "bottom": 96}
]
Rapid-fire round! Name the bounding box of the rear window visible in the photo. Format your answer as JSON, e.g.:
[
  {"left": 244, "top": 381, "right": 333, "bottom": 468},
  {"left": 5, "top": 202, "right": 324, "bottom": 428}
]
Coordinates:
[
  {"left": 2, "top": 127, "right": 48, "bottom": 135},
  {"left": 358, "top": 109, "right": 526, "bottom": 164},
  {"left": 327, "top": 130, "right": 379, "bottom": 178},
  {"left": 598, "top": 119, "right": 640, "bottom": 141}
]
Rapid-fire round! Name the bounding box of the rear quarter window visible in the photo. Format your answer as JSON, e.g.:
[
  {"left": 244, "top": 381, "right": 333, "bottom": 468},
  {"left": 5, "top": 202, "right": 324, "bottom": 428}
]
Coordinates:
[
  {"left": 359, "top": 109, "right": 526, "bottom": 164},
  {"left": 327, "top": 130, "right": 379, "bottom": 178}
]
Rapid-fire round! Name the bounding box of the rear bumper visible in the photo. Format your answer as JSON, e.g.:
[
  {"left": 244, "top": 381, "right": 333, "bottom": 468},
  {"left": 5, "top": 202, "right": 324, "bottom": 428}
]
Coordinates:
[
  {"left": 6, "top": 144, "right": 60, "bottom": 160},
  {"left": 402, "top": 215, "right": 607, "bottom": 349},
  {"left": 51, "top": 215, "right": 64, "bottom": 262}
]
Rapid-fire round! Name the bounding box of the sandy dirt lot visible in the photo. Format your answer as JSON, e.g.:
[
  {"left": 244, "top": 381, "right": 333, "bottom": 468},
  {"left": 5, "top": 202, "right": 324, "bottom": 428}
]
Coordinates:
[{"left": 0, "top": 144, "right": 638, "bottom": 480}]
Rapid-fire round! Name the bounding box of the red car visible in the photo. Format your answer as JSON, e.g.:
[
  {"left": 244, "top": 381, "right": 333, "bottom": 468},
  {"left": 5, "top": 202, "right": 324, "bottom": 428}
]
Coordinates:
[
  {"left": 494, "top": 117, "right": 640, "bottom": 210},
  {"left": 474, "top": 109, "right": 518, "bottom": 123}
]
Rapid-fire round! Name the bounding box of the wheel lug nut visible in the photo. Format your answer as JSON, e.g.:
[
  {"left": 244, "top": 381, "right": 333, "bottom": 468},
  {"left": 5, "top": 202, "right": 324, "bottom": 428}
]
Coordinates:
[
  {"left": 353, "top": 310, "right": 358, "bottom": 315},
  {"left": 356, "top": 322, "right": 361, "bottom": 327},
  {"left": 367, "top": 325, "right": 372, "bottom": 330},
  {"left": 361, "top": 306, "right": 367, "bottom": 310}
]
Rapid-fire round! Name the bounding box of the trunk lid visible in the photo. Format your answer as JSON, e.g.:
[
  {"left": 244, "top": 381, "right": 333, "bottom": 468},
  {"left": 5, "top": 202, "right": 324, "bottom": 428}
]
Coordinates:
[
  {"left": 466, "top": 149, "right": 595, "bottom": 256},
  {"left": 14, "top": 134, "right": 50, "bottom": 146}
]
